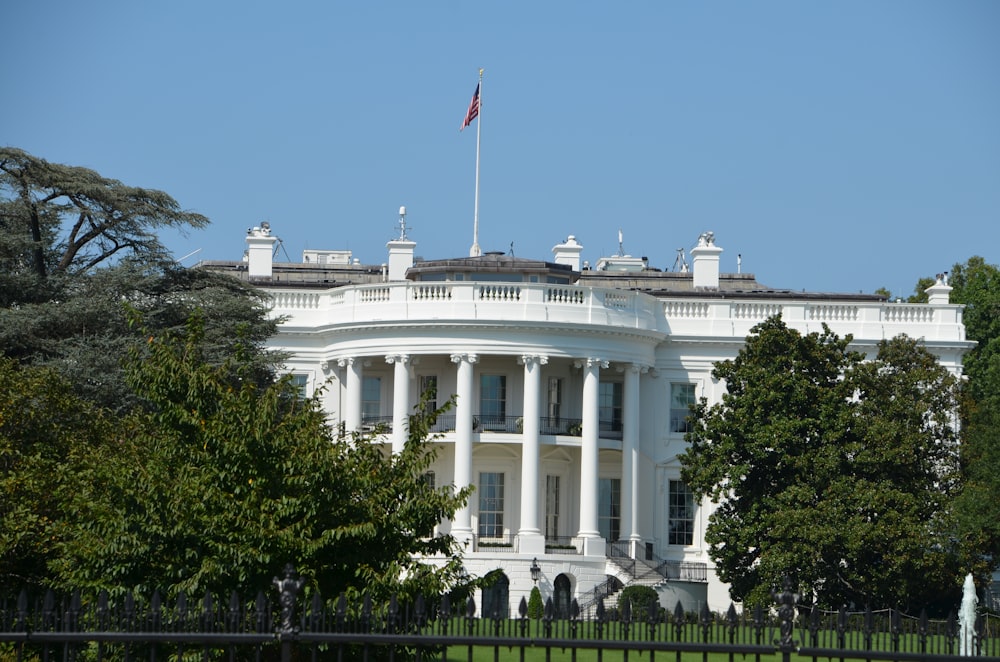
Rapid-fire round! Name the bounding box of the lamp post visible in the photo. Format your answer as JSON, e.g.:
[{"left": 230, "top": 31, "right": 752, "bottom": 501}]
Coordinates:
[{"left": 530, "top": 558, "right": 541, "bottom": 584}]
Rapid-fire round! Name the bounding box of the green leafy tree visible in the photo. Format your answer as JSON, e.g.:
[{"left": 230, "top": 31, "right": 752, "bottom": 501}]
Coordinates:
[
  {"left": 53, "top": 313, "right": 472, "bottom": 600},
  {"left": 0, "top": 358, "right": 114, "bottom": 592},
  {"left": 0, "top": 148, "right": 279, "bottom": 410},
  {"left": 680, "top": 316, "right": 963, "bottom": 609},
  {"left": 937, "top": 258, "right": 1000, "bottom": 578}
]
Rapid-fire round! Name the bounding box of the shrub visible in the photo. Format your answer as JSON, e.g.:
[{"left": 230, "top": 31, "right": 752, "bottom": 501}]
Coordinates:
[
  {"left": 527, "top": 586, "right": 544, "bottom": 619},
  {"left": 619, "top": 585, "right": 658, "bottom": 615}
]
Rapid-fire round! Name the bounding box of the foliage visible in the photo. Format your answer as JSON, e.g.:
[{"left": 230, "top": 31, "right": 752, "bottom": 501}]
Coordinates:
[
  {"left": 527, "top": 586, "right": 544, "bottom": 619},
  {"left": 0, "top": 359, "right": 114, "bottom": 592},
  {"left": 680, "top": 316, "right": 963, "bottom": 609},
  {"left": 939, "top": 257, "right": 1000, "bottom": 577},
  {"left": 618, "top": 585, "right": 658, "bottom": 614},
  {"left": 0, "top": 146, "right": 207, "bottom": 284},
  {"left": 0, "top": 148, "right": 279, "bottom": 410},
  {"left": 51, "top": 313, "right": 472, "bottom": 601}
]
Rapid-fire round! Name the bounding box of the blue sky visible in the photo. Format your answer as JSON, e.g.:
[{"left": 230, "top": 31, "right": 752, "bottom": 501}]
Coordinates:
[{"left": 3, "top": 1, "right": 998, "bottom": 296}]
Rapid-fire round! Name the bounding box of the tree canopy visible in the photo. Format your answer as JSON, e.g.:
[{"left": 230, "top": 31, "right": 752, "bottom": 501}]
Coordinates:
[
  {"left": 0, "top": 148, "right": 278, "bottom": 410},
  {"left": 680, "top": 317, "right": 965, "bottom": 609},
  {"left": 0, "top": 146, "right": 207, "bottom": 285},
  {"left": 5, "top": 313, "right": 472, "bottom": 600},
  {"left": 939, "top": 257, "right": 1000, "bottom": 577}
]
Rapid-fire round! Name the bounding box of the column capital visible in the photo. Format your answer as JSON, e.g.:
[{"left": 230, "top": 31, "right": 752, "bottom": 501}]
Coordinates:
[
  {"left": 517, "top": 354, "right": 549, "bottom": 366},
  {"left": 336, "top": 357, "right": 355, "bottom": 369},
  {"left": 574, "top": 358, "right": 609, "bottom": 370},
  {"left": 450, "top": 353, "right": 479, "bottom": 365},
  {"left": 385, "top": 354, "right": 410, "bottom": 365}
]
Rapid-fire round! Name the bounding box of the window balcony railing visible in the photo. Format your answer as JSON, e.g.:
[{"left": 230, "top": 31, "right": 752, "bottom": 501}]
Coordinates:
[
  {"left": 539, "top": 417, "right": 583, "bottom": 436},
  {"left": 361, "top": 415, "right": 393, "bottom": 432},
  {"left": 473, "top": 533, "right": 516, "bottom": 552},
  {"left": 399, "top": 414, "right": 621, "bottom": 439},
  {"left": 472, "top": 414, "right": 522, "bottom": 433},
  {"left": 544, "top": 536, "right": 580, "bottom": 554}
]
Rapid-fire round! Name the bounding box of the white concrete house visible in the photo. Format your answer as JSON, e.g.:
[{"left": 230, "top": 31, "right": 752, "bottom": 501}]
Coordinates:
[{"left": 204, "top": 220, "right": 970, "bottom": 616}]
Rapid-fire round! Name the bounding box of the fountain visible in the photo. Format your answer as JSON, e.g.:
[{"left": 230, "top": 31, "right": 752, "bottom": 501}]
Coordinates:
[{"left": 959, "top": 573, "right": 978, "bottom": 656}]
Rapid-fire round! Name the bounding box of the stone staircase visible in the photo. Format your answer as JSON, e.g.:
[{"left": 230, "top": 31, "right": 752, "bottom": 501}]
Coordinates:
[{"left": 601, "top": 556, "right": 667, "bottom": 612}]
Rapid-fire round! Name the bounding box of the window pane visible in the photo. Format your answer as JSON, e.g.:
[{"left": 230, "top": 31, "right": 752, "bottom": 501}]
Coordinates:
[
  {"left": 599, "top": 382, "right": 623, "bottom": 432},
  {"left": 668, "top": 480, "right": 695, "bottom": 545},
  {"left": 478, "top": 472, "right": 505, "bottom": 538},
  {"left": 479, "top": 375, "right": 507, "bottom": 428},
  {"left": 598, "top": 478, "right": 621, "bottom": 541},
  {"left": 362, "top": 376, "right": 381, "bottom": 421},
  {"left": 670, "top": 383, "right": 696, "bottom": 433},
  {"left": 545, "top": 475, "right": 560, "bottom": 538}
]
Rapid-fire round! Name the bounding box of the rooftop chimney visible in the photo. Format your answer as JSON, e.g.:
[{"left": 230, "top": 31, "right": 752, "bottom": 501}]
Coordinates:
[
  {"left": 925, "top": 273, "right": 953, "bottom": 305},
  {"left": 690, "top": 231, "right": 722, "bottom": 289},
  {"left": 552, "top": 235, "right": 584, "bottom": 271},
  {"left": 387, "top": 206, "right": 416, "bottom": 280},
  {"left": 245, "top": 223, "right": 277, "bottom": 279}
]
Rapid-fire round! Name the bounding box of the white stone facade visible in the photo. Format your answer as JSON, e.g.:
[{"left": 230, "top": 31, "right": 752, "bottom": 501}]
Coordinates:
[{"left": 206, "top": 228, "right": 971, "bottom": 616}]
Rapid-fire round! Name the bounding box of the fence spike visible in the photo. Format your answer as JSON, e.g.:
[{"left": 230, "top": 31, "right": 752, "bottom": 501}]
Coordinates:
[
  {"left": 518, "top": 596, "right": 528, "bottom": 618},
  {"left": 465, "top": 594, "right": 476, "bottom": 620}
]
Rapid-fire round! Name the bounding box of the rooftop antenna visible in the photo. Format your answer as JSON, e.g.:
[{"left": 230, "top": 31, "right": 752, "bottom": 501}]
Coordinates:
[
  {"left": 672, "top": 248, "right": 689, "bottom": 273},
  {"left": 397, "top": 206, "right": 410, "bottom": 240},
  {"left": 175, "top": 248, "right": 202, "bottom": 264},
  {"left": 737, "top": 253, "right": 742, "bottom": 274},
  {"left": 272, "top": 237, "right": 292, "bottom": 262},
  {"left": 509, "top": 241, "right": 514, "bottom": 257},
  {"left": 617, "top": 228, "right": 625, "bottom": 257}
]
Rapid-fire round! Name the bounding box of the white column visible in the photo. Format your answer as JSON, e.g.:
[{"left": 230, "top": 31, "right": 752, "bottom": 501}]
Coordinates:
[
  {"left": 387, "top": 354, "right": 410, "bottom": 454},
  {"left": 451, "top": 353, "right": 478, "bottom": 544},
  {"left": 518, "top": 354, "right": 547, "bottom": 554},
  {"left": 577, "top": 358, "right": 607, "bottom": 549},
  {"left": 340, "top": 357, "right": 363, "bottom": 433},
  {"left": 621, "top": 364, "right": 644, "bottom": 548}
]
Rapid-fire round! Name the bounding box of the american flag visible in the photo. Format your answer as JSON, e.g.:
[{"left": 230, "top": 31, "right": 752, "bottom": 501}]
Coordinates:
[{"left": 460, "top": 83, "right": 480, "bottom": 131}]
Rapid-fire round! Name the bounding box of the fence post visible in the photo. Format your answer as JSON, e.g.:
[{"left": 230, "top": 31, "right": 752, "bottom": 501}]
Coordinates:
[
  {"left": 273, "top": 564, "right": 305, "bottom": 662},
  {"left": 773, "top": 577, "right": 798, "bottom": 662}
]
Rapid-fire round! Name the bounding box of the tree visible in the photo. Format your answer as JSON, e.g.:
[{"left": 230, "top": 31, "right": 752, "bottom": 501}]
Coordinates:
[
  {"left": 0, "top": 358, "right": 114, "bottom": 592},
  {"left": 680, "top": 316, "right": 964, "bottom": 609},
  {"left": 0, "top": 147, "right": 207, "bottom": 287},
  {"left": 52, "top": 313, "right": 472, "bottom": 600},
  {"left": 0, "top": 148, "right": 279, "bottom": 410},
  {"left": 937, "top": 257, "right": 1000, "bottom": 578}
]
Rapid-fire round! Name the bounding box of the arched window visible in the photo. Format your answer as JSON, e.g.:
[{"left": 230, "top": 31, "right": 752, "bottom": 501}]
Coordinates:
[
  {"left": 481, "top": 572, "right": 510, "bottom": 619},
  {"left": 553, "top": 574, "right": 572, "bottom": 619}
]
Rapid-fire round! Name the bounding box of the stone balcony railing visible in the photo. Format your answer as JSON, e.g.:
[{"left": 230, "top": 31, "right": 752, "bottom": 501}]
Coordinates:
[{"left": 263, "top": 281, "right": 967, "bottom": 344}]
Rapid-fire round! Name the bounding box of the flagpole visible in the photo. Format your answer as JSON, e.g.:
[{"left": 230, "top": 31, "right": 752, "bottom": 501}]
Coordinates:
[{"left": 470, "top": 68, "right": 483, "bottom": 257}]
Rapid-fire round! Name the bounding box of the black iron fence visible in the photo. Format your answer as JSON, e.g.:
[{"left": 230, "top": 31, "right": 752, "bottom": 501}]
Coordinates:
[{"left": 2, "top": 567, "right": 999, "bottom": 661}]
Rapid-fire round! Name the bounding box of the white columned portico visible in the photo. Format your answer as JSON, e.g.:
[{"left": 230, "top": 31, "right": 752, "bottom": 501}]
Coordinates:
[
  {"left": 451, "top": 353, "right": 478, "bottom": 545},
  {"left": 340, "top": 357, "right": 363, "bottom": 433},
  {"left": 621, "top": 363, "right": 644, "bottom": 550},
  {"left": 386, "top": 354, "right": 410, "bottom": 454},
  {"left": 577, "top": 357, "right": 607, "bottom": 555},
  {"left": 518, "top": 354, "right": 547, "bottom": 554}
]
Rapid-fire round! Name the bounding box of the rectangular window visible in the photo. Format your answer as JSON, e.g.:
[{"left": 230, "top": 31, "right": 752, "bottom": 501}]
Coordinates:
[
  {"left": 598, "top": 477, "right": 621, "bottom": 541},
  {"left": 545, "top": 475, "right": 560, "bottom": 539},
  {"left": 670, "top": 383, "right": 697, "bottom": 433},
  {"left": 362, "top": 376, "right": 381, "bottom": 423},
  {"left": 419, "top": 375, "right": 438, "bottom": 413},
  {"left": 668, "top": 480, "right": 695, "bottom": 546},
  {"left": 422, "top": 471, "right": 436, "bottom": 489},
  {"left": 289, "top": 373, "right": 309, "bottom": 398},
  {"left": 479, "top": 375, "right": 507, "bottom": 430},
  {"left": 478, "top": 472, "right": 505, "bottom": 538},
  {"left": 599, "top": 382, "right": 623, "bottom": 433},
  {"left": 547, "top": 377, "right": 562, "bottom": 421}
]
